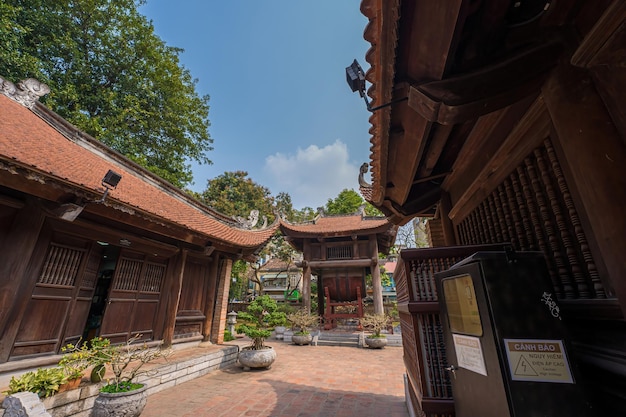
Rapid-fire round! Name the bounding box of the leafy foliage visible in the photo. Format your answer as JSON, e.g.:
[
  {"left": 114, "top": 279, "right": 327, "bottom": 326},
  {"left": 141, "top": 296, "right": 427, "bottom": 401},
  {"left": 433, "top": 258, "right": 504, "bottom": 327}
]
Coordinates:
[
  {"left": 6, "top": 367, "right": 67, "bottom": 398},
  {"left": 324, "top": 189, "right": 383, "bottom": 216},
  {"left": 2, "top": 0, "right": 212, "bottom": 188},
  {"left": 201, "top": 171, "right": 275, "bottom": 223},
  {"left": 236, "top": 295, "right": 287, "bottom": 350}
]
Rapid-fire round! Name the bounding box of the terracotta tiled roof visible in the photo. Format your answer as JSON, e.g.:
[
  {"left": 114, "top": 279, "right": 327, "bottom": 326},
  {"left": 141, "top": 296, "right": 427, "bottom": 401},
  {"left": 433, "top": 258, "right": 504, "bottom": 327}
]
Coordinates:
[
  {"left": 360, "top": 0, "right": 400, "bottom": 206},
  {"left": 259, "top": 258, "right": 300, "bottom": 272},
  {"left": 280, "top": 213, "right": 391, "bottom": 236},
  {"left": 0, "top": 94, "right": 277, "bottom": 249}
]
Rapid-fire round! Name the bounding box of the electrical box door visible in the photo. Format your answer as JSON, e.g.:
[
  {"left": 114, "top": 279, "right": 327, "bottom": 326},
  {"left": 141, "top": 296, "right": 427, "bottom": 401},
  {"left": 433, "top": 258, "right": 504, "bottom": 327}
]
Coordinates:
[{"left": 436, "top": 251, "right": 595, "bottom": 417}]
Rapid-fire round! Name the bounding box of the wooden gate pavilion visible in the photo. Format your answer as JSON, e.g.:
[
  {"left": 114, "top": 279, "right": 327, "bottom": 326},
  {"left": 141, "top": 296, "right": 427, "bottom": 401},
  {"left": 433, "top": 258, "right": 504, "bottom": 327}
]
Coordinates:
[{"left": 280, "top": 211, "right": 396, "bottom": 326}]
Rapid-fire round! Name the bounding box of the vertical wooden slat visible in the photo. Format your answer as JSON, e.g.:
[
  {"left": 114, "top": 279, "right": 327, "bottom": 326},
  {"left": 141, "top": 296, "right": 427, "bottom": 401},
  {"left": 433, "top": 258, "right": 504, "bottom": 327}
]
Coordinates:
[{"left": 545, "top": 139, "right": 605, "bottom": 298}]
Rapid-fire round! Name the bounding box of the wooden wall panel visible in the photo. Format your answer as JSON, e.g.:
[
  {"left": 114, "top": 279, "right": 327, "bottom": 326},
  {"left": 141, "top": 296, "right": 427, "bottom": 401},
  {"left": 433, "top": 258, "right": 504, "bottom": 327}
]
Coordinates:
[{"left": 456, "top": 139, "right": 607, "bottom": 301}]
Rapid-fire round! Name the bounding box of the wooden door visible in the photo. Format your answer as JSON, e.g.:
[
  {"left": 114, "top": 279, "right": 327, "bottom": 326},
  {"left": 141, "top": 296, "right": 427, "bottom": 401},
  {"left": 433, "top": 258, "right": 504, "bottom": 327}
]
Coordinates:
[
  {"left": 99, "top": 250, "right": 167, "bottom": 344},
  {"left": 11, "top": 234, "right": 98, "bottom": 358}
]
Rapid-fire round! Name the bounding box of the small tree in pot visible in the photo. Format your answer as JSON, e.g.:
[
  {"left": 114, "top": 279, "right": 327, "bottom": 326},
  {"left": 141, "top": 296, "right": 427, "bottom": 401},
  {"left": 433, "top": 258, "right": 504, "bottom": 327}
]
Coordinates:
[
  {"left": 236, "top": 295, "right": 287, "bottom": 370},
  {"left": 92, "top": 334, "right": 171, "bottom": 417},
  {"left": 360, "top": 313, "right": 391, "bottom": 349},
  {"left": 287, "top": 309, "right": 320, "bottom": 345}
]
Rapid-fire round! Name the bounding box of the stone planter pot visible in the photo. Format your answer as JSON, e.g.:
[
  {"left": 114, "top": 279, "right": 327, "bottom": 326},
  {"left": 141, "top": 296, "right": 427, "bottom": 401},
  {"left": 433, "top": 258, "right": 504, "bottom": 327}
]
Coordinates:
[
  {"left": 274, "top": 326, "right": 286, "bottom": 340},
  {"left": 292, "top": 333, "right": 312, "bottom": 346},
  {"left": 238, "top": 346, "right": 276, "bottom": 370},
  {"left": 92, "top": 383, "right": 148, "bottom": 417},
  {"left": 365, "top": 336, "right": 388, "bottom": 349}
]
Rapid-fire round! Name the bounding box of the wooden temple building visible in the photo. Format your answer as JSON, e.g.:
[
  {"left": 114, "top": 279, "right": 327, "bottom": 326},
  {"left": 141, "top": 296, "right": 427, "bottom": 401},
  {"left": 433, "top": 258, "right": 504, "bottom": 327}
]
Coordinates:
[
  {"left": 279, "top": 210, "right": 396, "bottom": 328},
  {"left": 357, "top": 0, "right": 626, "bottom": 415},
  {"left": 0, "top": 78, "right": 277, "bottom": 372}
]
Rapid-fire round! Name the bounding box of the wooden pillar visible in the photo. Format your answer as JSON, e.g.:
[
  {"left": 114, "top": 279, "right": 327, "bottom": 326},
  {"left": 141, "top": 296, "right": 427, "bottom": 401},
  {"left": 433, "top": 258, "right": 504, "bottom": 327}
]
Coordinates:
[
  {"left": 210, "top": 257, "right": 233, "bottom": 344},
  {"left": 302, "top": 265, "right": 311, "bottom": 312},
  {"left": 369, "top": 234, "right": 384, "bottom": 315},
  {"left": 0, "top": 200, "right": 45, "bottom": 362},
  {"left": 160, "top": 249, "right": 187, "bottom": 347},
  {"left": 371, "top": 259, "right": 384, "bottom": 315},
  {"left": 202, "top": 255, "right": 220, "bottom": 342},
  {"left": 543, "top": 60, "right": 626, "bottom": 315},
  {"left": 439, "top": 191, "right": 457, "bottom": 246}
]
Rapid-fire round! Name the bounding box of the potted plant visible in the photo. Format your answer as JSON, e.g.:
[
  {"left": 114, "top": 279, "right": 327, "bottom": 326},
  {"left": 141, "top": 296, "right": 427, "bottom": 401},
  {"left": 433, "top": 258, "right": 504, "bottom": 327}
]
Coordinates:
[
  {"left": 235, "top": 295, "right": 287, "bottom": 370},
  {"left": 287, "top": 309, "right": 319, "bottom": 345},
  {"left": 91, "top": 334, "right": 171, "bottom": 417},
  {"left": 59, "top": 336, "right": 112, "bottom": 386},
  {"left": 4, "top": 367, "right": 67, "bottom": 398},
  {"left": 360, "top": 313, "right": 391, "bottom": 349}
]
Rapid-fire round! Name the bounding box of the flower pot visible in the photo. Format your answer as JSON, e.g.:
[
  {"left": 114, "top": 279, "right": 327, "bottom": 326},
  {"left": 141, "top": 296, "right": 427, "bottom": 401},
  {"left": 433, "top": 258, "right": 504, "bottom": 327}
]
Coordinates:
[
  {"left": 365, "top": 336, "right": 387, "bottom": 349},
  {"left": 91, "top": 363, "right": 106, "bottom": 383},
  {"left": 58, "top": 377, "right": 82, "bottom": 393},
  {"left": 92, "top": 383, "right": 148, "bottom": 417},
  {"left": 238, "top": 346, "right": 276, "bottom": 370},
  {"left": 292, "top": 333, "right": 312, "bottom": 346}
]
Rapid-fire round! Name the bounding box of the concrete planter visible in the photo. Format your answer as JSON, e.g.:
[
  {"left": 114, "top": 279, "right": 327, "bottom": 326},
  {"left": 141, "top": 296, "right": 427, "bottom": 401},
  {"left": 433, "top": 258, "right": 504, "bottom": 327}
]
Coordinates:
[
  {"left": 292, "top": 333, "right": 312, "bottom": 346},
  {"left": 364, "top": 336, "right": 388, "bottom": 349},
  {"left": 274, "top": 326, "right": 286, "bottom": 340},
  {"left": 92, "top": 383, "right": 148, "bottom": 417},
  {"left": 238, "top": 346, "right": 276, "bottom": 370}
]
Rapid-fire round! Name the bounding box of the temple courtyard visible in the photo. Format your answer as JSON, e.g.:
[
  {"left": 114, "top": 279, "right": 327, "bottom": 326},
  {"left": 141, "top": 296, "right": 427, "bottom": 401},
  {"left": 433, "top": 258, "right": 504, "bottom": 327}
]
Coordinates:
[{"left": 141, "top": 339, "right": 409, "bottom": 417}]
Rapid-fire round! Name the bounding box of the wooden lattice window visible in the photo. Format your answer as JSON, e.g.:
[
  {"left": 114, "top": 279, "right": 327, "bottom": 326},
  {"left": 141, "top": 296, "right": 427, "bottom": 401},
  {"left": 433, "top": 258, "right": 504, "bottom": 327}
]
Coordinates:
[
  {"left": 38, "top": 244, "right": 85, "bottom": 286},
  {"left": 113, "top": 258, "right": 142, "bottom": 291},
  {"left": 327, "top": 245, "right": 352, "bottom": 260},
  {"left": 141, "top": 263, "right": 166, "bottom": 293},
  {"left": 456, "top": 139, "right": 605, "bottom": 300}
]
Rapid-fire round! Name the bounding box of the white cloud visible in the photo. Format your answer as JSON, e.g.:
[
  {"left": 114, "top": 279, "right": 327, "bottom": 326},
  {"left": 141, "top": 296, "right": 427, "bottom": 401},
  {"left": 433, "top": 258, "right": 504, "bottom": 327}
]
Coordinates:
[{"left": 263, "top": 140, "right": 362, "bottom": 209}]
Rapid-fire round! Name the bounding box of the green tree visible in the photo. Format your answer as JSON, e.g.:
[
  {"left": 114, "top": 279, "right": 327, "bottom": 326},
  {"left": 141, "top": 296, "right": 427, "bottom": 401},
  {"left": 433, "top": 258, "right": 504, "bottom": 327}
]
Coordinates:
[
  {"left": 324, "top": 189, "right": 384, "bottom": 216},
  {"left": 2, "top": 0, "right": 212, "bottom": 188},
  {"left": 200, "top": 171, "right": 275, "bottom": 223}
]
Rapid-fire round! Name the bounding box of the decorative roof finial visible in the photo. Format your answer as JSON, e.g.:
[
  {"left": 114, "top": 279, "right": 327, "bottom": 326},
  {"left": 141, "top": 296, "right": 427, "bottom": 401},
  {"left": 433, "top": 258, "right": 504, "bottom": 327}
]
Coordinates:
[
  {"left": 0, "top": 77, "right": 50, "bottom": 109},
  {"left": 358, "top": 162, "right": 371, "bottom": 188}
]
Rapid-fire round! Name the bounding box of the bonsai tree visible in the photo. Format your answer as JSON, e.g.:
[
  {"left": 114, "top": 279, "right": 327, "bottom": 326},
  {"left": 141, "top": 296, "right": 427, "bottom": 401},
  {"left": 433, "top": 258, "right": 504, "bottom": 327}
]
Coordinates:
[
  {"left": 97, "top": 334, "right": 172, "bottom": 393},
  {"left": 360, "top": 313, "right": 391, "bottom": 338},
  {"left": 236, "top": 295, "right": 287, "bottom": 350},
  {"left": 287, "top": 309, "right": 319, "bottom": 335}
]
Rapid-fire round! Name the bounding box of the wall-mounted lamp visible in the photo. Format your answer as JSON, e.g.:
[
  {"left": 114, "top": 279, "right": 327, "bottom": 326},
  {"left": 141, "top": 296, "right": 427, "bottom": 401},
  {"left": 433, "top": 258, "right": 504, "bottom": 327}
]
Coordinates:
[
  {"left": 346, "top": 59, "right": 407, "bottom": 112},
  {"left": 97, "top": 169, "right": 122, "bottom": 203}
]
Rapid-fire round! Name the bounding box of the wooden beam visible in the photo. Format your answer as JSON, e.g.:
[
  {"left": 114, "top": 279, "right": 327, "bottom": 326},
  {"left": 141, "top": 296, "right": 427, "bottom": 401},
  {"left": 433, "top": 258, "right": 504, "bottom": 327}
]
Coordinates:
[
  {"left": 448, "top": 96, "right": 551, "bottom": 221},
  {"left": 408, "top": 40, "right": 562, "bottom": 125}
]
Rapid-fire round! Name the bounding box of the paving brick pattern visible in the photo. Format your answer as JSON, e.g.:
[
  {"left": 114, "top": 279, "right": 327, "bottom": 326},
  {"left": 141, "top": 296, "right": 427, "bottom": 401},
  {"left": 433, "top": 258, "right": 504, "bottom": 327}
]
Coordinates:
[{"left": 142, "top": 341, "right": 409, "bottom": 417}]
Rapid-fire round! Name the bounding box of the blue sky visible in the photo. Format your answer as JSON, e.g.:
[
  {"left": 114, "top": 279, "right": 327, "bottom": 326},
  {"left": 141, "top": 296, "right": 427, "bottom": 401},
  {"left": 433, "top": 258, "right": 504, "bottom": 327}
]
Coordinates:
[{"left": 139, "top": 1, "right": 372, "bottom": 210}]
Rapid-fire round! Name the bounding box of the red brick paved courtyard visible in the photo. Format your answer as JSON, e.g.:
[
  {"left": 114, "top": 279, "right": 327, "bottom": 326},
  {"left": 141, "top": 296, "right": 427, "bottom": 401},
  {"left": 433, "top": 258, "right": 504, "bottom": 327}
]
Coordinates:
[{"left": 142, "top": 340, "right": 409, "bottom": 417}]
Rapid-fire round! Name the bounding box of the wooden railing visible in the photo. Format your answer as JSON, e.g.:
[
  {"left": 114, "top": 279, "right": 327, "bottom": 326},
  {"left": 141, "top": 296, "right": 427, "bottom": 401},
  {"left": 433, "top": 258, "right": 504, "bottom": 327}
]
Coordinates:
[{"left": 396, "top": 244, "right": 509, "bottom": 417}]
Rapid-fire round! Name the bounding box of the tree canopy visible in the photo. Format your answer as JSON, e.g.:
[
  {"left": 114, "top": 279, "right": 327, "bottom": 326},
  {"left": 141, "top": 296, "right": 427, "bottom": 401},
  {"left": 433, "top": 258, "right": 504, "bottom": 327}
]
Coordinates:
[
  {"left": 324, "top": 189, "right": 383, "bottom": 216},
  {"left": 200, "top": 171, "right": 275, "bottom": 224},
  {"left": 1, "top": 0, "right": 212, "bottom": 188}
]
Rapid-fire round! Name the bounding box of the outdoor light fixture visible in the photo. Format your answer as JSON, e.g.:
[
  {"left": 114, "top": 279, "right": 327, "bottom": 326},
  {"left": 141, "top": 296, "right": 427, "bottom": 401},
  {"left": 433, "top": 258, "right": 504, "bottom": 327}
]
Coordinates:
[
  {"left": 97, "top": 169, "right": 122, "bottom": 203},
  {"left": 346, "top": 59, "right": 407, "bottom": 112}
]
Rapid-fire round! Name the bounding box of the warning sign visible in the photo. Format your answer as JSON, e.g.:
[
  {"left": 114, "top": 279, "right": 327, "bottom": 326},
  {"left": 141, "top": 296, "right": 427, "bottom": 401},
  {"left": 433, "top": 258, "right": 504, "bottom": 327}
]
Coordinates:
[
  {"left": 504, "top": 339, "right": 573, "bottom": 383},
  {"left": 453, "top": 334, "right": 487, "bottom": 376}
]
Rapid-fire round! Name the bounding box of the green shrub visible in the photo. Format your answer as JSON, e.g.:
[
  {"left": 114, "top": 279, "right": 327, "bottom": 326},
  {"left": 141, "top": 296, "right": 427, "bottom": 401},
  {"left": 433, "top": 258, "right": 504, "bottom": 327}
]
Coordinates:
[
  {"left": 6, "top": 367, "right": 67, "bottom": 398},
  {"left": 224, "top": 330, "right": 235, "bottom": 341}
]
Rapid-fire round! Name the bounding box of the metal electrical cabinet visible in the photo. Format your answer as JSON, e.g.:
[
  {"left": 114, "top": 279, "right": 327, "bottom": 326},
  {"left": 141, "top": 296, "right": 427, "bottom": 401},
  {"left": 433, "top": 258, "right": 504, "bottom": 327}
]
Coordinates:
[{"left": 435, "top": 251, "right": 595, "bottom": 417}]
